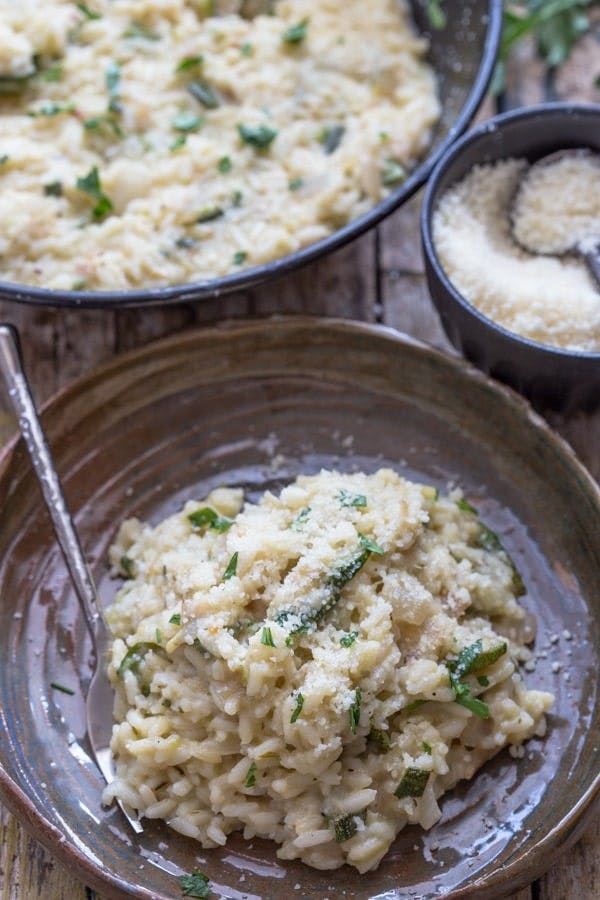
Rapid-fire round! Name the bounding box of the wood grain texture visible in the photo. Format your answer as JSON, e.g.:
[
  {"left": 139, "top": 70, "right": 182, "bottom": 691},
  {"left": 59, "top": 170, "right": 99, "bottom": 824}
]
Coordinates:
[{"left": 0, "top": 14, "right": 599, "bottom": 900}]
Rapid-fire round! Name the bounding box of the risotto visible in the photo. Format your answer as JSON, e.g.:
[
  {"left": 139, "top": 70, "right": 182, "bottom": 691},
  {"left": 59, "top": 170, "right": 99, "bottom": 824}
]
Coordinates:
[
  {"left": 104, "top": 469, "right": 554, "bottom": 873},
  {"left": 0, "top": 0, "right": 439, "bottom": 291}
]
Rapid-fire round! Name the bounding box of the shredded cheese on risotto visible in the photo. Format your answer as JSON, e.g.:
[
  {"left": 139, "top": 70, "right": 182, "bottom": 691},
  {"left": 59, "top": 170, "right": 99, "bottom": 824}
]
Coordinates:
[{"left": 104, "top": 469, "right": 553, "bottom": 873}]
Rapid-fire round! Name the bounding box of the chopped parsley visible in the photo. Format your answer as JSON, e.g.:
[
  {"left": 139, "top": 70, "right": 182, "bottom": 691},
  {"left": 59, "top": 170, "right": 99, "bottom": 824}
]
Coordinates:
[
  {"left": 348, "top": 688, "right": 361, "bottom": 734},
  {"left": 175, "top": 235, "right": 196, "bottom": 248},
  {"left": 169, "top": 613, "right": 182, "bottom": 625},
  {"left": 282, "top": 19, "right": 309, "bottom": 44},
  {"left": 288, "top": 177, "right": 304, "bottom": 191},
  {"left": 71, "top": 279, "right": 87, "bottom": 290},
  {"left": 170, "top": 134, "right": 187, "bottom": 151},
  {"left": 44, "top": 181, "right": 63, "bottom": 197},
  {"left": 232, "top": 250, "right": 247, "bottom": 265},
  {"left": 244, "top": 761, "right": 257, "bottom": 787},
  {"left": 40, "top": 63, "right": 63, "bottom": 82},
  {"left": 340, "top": 630, "right": 359, "bottom": 648},
  {"left": 240, "top": 42, "right": 254, "bottom": 57},
  {"left": 179, "top": 870, "right": 211, "bottom": 899},
  {"left": 50, "top": 682, "right": 75, "bottom": 695},
  {"left": 422, "top": 741, "right": 432, "bottom": 754},
  {"left": 394, "top": 767, "right": 430, "bottom": 799},
  {"left": 172, "top": 112, "right": 203, "bottom": 132},
  {"left": 75, "top": 166, "right": 113, "bottom": 220},
  {"left": 290, "top": 506, "right": 311, "bottom": 530},
  {"left": 231, "top": 189, "right": 243, "bottom": 207},
  {"left": 188, "top": 81, "right": 219, "bottom": 109},
  {"left": 218, "top": 155, "right": 232, "bottom": 173},
  {"left": 260, "top": 626, "right": 276, "bottom": 647},
  {"left": 290, "top": 692, "right": 304, "bottom": 723},
  {"left": 188, "top": 506, "right": 233, "bottom": 532},
  {"left": 477, "top": 675, "right": 490, "bottom": 687},
  {"left": 318, "top": 124, "right": 345, "bottom": 155},
  {"left": 83, "top": 114, "right": 124, "bottom": 138},
  {"left": 0, "top": 155, "right": 9, "bottom": 166},
  {"left": 155, "top": 628, "right": 163, "bottom": 644},
  {"left": 222, "top": 551, "right": 238, "bottom": 581},
  {"left": 338, "top": 488, "right": 367, "bottom": 508},
  {"left": 123, "top": 22, "right": 160, "bottom": 41},
  {"left": 456, "top": 497, "right": 478, "bottom": 514},
  {"left": 381, "top": 159, "right": 406, "bottom": 187},
  {"left": 176, "top": 55, "right": 204, "bottom": 73},
  {"left": 237, "top": 123, "right": 278, "bottom": 149},
  {"left": 76, "top": 2, "right": 101, "bottom": 19}
]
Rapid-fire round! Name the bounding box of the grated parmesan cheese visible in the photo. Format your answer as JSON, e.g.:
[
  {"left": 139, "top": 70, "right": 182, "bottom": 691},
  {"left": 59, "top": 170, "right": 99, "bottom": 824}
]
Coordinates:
[{"left": 433, "top": 158, "right": 600, "bottom": 353}]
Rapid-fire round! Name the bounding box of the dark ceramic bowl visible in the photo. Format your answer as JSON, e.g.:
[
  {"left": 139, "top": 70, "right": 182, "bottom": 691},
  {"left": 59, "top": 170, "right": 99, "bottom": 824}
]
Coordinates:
[
  {"left": 0, "top": 0, "right": 502, "bottom": 309},
  {"left": 421, "top": 103, "right": 600, "bottom": 413},
  {"left": 0, "top": 319, "right": 599, "bottom": 899}
]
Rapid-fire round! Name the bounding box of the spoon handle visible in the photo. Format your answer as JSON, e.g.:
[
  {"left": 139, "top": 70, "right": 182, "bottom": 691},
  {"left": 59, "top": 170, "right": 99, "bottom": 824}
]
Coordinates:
[
  {"left": 0, "top": 323, "right": 99, "bottom": 635},
  {"left": 583, "top": 245, "right": 600, "bottom": 290}
]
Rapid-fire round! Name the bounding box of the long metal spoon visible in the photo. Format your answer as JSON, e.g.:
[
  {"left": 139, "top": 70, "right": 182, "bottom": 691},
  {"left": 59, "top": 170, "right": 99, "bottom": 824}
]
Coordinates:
[
  {"left": 511, "top": 148, "right": 600, "bottom": 288},
  {"left": 0, "top": 323, "right": 142, "bottom": 834}
]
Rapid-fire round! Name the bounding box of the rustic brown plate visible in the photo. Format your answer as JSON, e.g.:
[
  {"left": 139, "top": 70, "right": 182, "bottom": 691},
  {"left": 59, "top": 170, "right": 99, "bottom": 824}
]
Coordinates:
[{"left": 0, "top": 318, "right": 598, "bottom": 899}]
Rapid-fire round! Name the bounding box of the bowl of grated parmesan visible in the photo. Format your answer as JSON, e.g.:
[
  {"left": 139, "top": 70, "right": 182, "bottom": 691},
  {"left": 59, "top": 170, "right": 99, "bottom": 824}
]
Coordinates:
[{"left": 421, "top": 103, "right": 600, "bottom": 413}]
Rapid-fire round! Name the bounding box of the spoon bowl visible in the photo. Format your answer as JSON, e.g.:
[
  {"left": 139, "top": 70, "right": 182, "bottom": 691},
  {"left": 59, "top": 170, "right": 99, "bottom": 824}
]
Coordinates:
[
  {"left": 0, "top": 323, "right": 142, "bottom": 834},
  {"left": 511, "top": 148, "right": 600, "bottom": 287}
]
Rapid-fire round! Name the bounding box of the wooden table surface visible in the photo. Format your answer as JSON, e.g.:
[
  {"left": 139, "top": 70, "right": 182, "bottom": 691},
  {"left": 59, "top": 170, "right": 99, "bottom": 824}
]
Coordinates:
[{"left": 1, "top": 18, "right": 599, "bottom": 900}]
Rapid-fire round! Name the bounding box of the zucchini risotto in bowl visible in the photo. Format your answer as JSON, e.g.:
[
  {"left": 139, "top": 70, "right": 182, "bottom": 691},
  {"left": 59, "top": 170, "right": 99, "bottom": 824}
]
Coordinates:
[
  {"left": 104, "top": 468, "right": 553, "bottom": 873},
  {"left": 0, "top": 0, "right": 439, "bottom": 291}
]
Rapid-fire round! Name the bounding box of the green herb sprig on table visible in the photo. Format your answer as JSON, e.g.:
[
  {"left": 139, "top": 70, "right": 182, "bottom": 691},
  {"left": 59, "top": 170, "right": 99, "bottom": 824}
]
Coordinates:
[{"left": 493, "top": 1, "right": 594, "bottom": 94}]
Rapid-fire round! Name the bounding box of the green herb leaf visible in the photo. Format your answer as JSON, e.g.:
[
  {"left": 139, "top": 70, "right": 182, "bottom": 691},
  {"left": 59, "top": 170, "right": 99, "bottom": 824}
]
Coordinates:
[
  {"left": 381, "top": 159, "right": 406, "bottom": 187},
  {"left": 176, "top": 55, "right": 204, "bottom": 73},
  {"left": 175, "top": 235, "right": 196, "bottom": 248},
  {"left": 477, "top": 675, "right": 490, "bottom": 687},
  {"left": 288, "top": 177, "right": 304, "bottom": 190},
  {"left": 244, "top": 761, "right": 257, "bottom": 787},
  {"left": 40, "top": 63, "right": 63, "bottom": 82},
  {"left": 290, "top": 692, "right": 304, "bottom": 723},
  {"left": 367, "top": 727, "right": 391, "bottom": 752},
  {"left": 231, "top": 189, "right": 243, "bottom": 207},
  {"left": 290, "top": 506, "right": 311, "bottom": 531},
  {"left": 188, "top": 507, "right": 233, "bottom": 532},
  {"left": 170, "top": 134, "right": 187, "bottom": 151},
  {"left": 238, "top": 123, "right": 278, "bottom": 149},
  {"left": 28, "top": 102, "right": 75, "bottom": 117},
  {"left": 77, "top": 2, "right": 101, "bottom": 19},
  {"left": 83, "top": 114, "right": 124, "bottom": 138},
  {"left": 241, "top": 42, "right": 254, "bottom": 57},
  {"left": 196, "top": 206, "right": 224, "bottom": 223},
  {"left": 426, "top": 0, "right": 446, "bottom": 29},
  {"left": 422, "top": 741, "right": 432, "bottom": 754},
  {"left": 338, "top": 488, "right": 367, "bottom": 508},
  {"left": 75, "top": 165, "right": 113, "bottom": 220},
  {"left": 123, "top": 22, "right": 160, "bottom": 41},
  {"left": 50, "top": 682, "right": 75, "bottom": 695},
  {"left": 0, "top": 154, "right": 9, "bottom": 166},
  {"left": 232, "top": 250, "right": 247, "bottom": 265},
  {"left": 394, "top": 767, "right": 430, "bottom": 799},
  {"left": 117, "top": 641, "right": 162, "bottom": 678},
  {"left": 120, "top": 555, "right": 136, "bottom": 578},
  {"left": 106, "top": 61, "right": 122, "bottom": 114},
  {"left": 340, "top": 630, "right": 359, "bottom": 648},
  {"left": 188, "top": 80, "right": 219, "bottom": 109},
  {"left": 218, "top": 155, "right": 232, "bottom": 173},
  {"left": 222, "top": 551, "right": 238, "bottom": 581},
  {"left": 261, "top": 626, "right": 276, "bottom": 647},
  {"left": 445, "top": 640, "right": 506, "bottom": 720},
  {"left": 456, "top": 497, "right": 479, "bottom": 514},
  {"left": 349, "top": 688, "right": 361, "bottom": 734},
  {"left": 332, "top": 813, "right": 357, "bottom": 843},
  {"left": 169, "top": 613, "right": 182, "bottom": 625},
  {"left": 172, "top": 112, "right": 203, "bottom": 132},
  {"left": 44, "top": 181, "right": 63, "bottom": 197},
  {"left": 318, "top": 124, "right": 345, "bottom": 154},
  {"left": 358, "top": 532, "right": 384, "bottom": 555},
  {"left": 179, "top": 869, "right": 211, "bottom": 898},
  {"left": 282, "top": 18, "right": 309, "bottom": 44}
]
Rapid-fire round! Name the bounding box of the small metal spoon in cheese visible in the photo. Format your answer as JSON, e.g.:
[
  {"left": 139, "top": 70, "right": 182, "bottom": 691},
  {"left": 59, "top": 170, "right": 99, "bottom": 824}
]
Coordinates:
[{"left": 511, "top": 148, "right": 600, "bottom": 288}]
